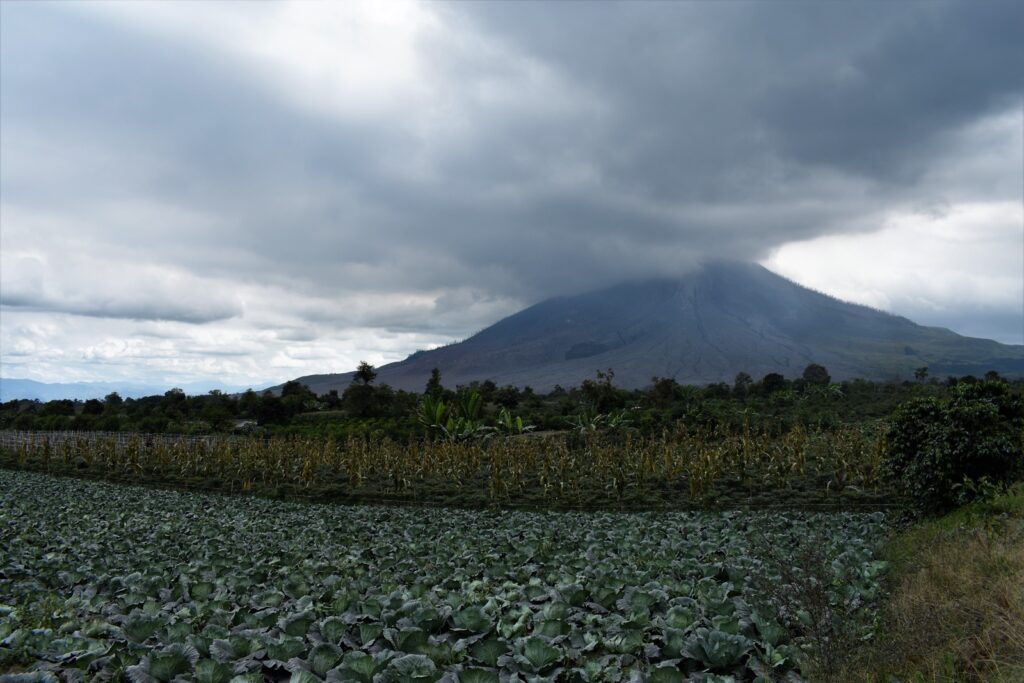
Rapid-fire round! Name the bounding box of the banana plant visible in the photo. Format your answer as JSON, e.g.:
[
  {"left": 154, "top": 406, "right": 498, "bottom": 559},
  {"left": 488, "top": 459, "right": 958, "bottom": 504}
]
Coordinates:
[
  {"left": 495, "top": 408, "right": 534, "bottom": 436},
  {"left": 417, "top": 392, "right": 494, "bottom": 442},
  {"left": 416, "top": 396, "right": 450, "bottom": 435},
  {"left": 566, "top": 406, "right": 631, "bottom": 434}
]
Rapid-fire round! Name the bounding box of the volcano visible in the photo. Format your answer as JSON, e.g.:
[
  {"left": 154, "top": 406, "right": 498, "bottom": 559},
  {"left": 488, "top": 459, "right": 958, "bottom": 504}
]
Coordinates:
[{"left": 285, "top": 262, "right": 1024, "bottom": 392}]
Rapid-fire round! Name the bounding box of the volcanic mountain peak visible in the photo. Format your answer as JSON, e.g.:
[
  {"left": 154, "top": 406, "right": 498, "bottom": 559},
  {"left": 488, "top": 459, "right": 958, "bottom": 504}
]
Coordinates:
[{"left": 285, "top": 261, "right": 1024, "bottom": 393}]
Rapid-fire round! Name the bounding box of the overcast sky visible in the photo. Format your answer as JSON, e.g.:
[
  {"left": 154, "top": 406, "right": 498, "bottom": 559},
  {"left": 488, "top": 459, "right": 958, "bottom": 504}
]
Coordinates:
[{"left": 1, "top": 0, "right": 1022, "bottom": 389}]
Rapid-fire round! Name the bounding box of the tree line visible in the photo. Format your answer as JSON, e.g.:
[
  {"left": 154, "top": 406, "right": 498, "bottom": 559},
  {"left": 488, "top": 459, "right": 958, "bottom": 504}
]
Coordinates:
[{"left": 0, "top": 363, "right": 1017, "bottom": 440}]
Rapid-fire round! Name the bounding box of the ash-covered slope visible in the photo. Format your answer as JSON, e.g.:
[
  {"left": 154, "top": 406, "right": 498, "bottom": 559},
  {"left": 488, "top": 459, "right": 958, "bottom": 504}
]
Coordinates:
[{"left": 288, "top": 262, "right": 1024, "bottom": 392}]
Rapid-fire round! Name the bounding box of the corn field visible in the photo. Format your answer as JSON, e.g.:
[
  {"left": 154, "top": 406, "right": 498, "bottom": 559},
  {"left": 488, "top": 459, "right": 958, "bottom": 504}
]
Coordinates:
[{"left": 0, "top": 426, "right": 896, "bottom": 509}]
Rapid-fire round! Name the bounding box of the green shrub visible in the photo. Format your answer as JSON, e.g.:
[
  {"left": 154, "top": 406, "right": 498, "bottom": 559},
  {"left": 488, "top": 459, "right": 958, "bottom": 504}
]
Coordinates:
[{"left": 886, "top": 381, "right": 1023, "bottom": 513}]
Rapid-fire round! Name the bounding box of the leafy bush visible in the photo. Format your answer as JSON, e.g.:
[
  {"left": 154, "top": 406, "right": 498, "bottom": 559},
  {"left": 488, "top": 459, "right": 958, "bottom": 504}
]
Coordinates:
[{"left": 886, "top": 381, "right": 1023, "bottom": 513}]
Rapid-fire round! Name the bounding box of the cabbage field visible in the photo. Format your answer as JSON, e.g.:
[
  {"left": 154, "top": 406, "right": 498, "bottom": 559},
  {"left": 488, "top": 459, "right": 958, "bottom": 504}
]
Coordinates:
[{"left": 0, "top": 469, "right": 889, "bottom": 682}]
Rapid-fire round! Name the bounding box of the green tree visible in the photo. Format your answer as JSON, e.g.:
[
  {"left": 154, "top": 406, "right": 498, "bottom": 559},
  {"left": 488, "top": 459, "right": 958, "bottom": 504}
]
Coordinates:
[
  {"left": 342, "top": 383, "right": 375, "bottom": 418},
  {"left": 580, "top": 368, "right": 622, "bottom": 413},
  {"left": 493, "top": 385, "right": 521, "bottom": 409},
  {"left": 886, "top": 380, "right": 1024, "bottom": 513},
  {"left": 425, "top": 368, "right": 443, "bottom": 397},
  {"left": 733, "top": 372, "right": 753, "bottom": 396},
  {"left": 41, "top": 400, "right": 75, "bottom": 417},
  {"left": 914, "top": 366, "right": 929, "bottom": 382},
  {"left": 238, "top": 389, "right": 260, "bottom": 417},
  {"left": 280, "top": 380, "right": 313, "bottom": 399},
  {"left": 648, "top": 376, "right": 680, "bottom": 407},
  {"left": 103, "top": 392, "right": 123, "bottom": 413},
  {"left": 201, "top": 401, "right": 233, "bottom": 432},
  {"left": 760, "top": 373, "right": 786, "bottom": 395},
  {"left": 322, "top": 389, "right": 341, "bottom": 409},
  {"left": 161, "top": 388, "right": 187, "bottom": 419},
  {"left": 354, "top": 361, "right": 377, "bottom": 386},
  {"left": 256, "top": 393, "right": 288, "bottom": 425},
  {"left": 280, "top": 381, "right": 317, "bottom": 416},
  {"left": 479, "top": 379, "right": 497, "bottom": 403},
  {"left": 14, "top": 413, "right": 36, "bottom": 430},
  {"left": 802, "top": 364, "right": 831, "bottom": 386},
  {"left": 82, "top": 399, "right": 104, "bottom": 415}
]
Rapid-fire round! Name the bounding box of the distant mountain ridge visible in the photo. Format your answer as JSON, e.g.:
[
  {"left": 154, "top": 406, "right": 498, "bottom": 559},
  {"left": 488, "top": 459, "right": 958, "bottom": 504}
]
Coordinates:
[
  {"left": 0, "top": 378, "right": 262, "bottom": 402},
  {"left": 283, "top": 262, "right": 1024, "bottom": 393}
]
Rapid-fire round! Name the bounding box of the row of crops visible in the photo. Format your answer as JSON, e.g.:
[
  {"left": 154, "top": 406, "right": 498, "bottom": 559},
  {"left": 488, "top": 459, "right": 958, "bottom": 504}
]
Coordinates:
[
  {"left": 0, "top": 469, "right": 889, "bottom": 681},
  {"left": 0, "top": 426, "right": 895, "bottom": 510}
]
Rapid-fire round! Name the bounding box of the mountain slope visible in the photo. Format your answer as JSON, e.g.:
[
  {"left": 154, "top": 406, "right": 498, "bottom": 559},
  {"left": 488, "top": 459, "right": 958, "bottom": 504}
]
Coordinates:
[{"left": 289, "top": 262, "right": 1024, "bottom": 392}]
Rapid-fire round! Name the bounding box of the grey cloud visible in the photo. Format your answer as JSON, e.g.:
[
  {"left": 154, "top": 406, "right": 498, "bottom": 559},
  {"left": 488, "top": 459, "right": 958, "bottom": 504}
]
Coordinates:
[
  {"left": 6, "top": 1, "right": 1019, "bottom": 300},
  {"left": 758, "top": 2, "right": 1024, "bottom": 179},
  {"left": 1, "top": 0, "right": 1021, "bottom": 386},
  {"left": 273, "top": 328, "right": 321, "bottom": 343},
  {"left": 0, "top": 292, "right": 241, "bottom": 324},
  {"left": 457, "top": 2, "right": 1023, "bottom": 189}
]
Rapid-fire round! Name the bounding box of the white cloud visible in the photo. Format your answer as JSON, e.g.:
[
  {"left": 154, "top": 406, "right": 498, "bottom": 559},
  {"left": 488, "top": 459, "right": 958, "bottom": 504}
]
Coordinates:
[
  {"left": 764, "top": 200, "right": 1023, "bottom": 343},
  {"left": 0, "top": 306, "right": 462, "bottom": 387},
  {"left": 763, "top": 106, "right": 1023, "bottom": 345},
  {"left": 85, "top": 0, "right": 438, "bottom": 120},
  {"left": 1, "top": 235, "right": 245, "bottom": 324}
]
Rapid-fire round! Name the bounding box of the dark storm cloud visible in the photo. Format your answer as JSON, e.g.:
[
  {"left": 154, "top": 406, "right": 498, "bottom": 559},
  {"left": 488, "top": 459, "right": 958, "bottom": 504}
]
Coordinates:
[
  {"left": 759, "top": 2, "right": 1024, "bottom": 178},
  {"left": 1, "top": 0, "right": 1021, "bottom": 386},
  {"left": 458, "top": 1, "right": 1024, "bottom": 189},
  {"left": 5, "top": 1, "right": 1020, "bottom": 300}
]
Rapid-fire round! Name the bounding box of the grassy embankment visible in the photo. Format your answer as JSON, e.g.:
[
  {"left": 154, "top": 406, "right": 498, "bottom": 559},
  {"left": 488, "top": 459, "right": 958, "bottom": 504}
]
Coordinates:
[{"left": 830, "top": 485, "right": 1024, "bottom": 682}]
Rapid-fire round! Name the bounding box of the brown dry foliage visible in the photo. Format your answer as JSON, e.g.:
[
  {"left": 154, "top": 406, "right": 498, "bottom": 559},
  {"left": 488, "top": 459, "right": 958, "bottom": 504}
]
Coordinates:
[{"left": 830, "top": 491, "right": 1024, "bottom": 682}]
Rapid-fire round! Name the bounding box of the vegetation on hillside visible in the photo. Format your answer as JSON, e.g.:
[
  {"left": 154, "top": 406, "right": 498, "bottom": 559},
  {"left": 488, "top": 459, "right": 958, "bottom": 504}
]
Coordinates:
[{"left": 1, "top": 365, "right": 1018, "bottom": 441}]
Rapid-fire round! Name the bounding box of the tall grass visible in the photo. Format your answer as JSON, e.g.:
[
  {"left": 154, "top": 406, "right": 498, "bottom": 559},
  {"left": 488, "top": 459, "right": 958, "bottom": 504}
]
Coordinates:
[
  {"left": 829, "top": 487, "right": 1024, "bottom": 681},
  {"left": 0, "top": 425, "right": 894, "bottom": 509}
]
